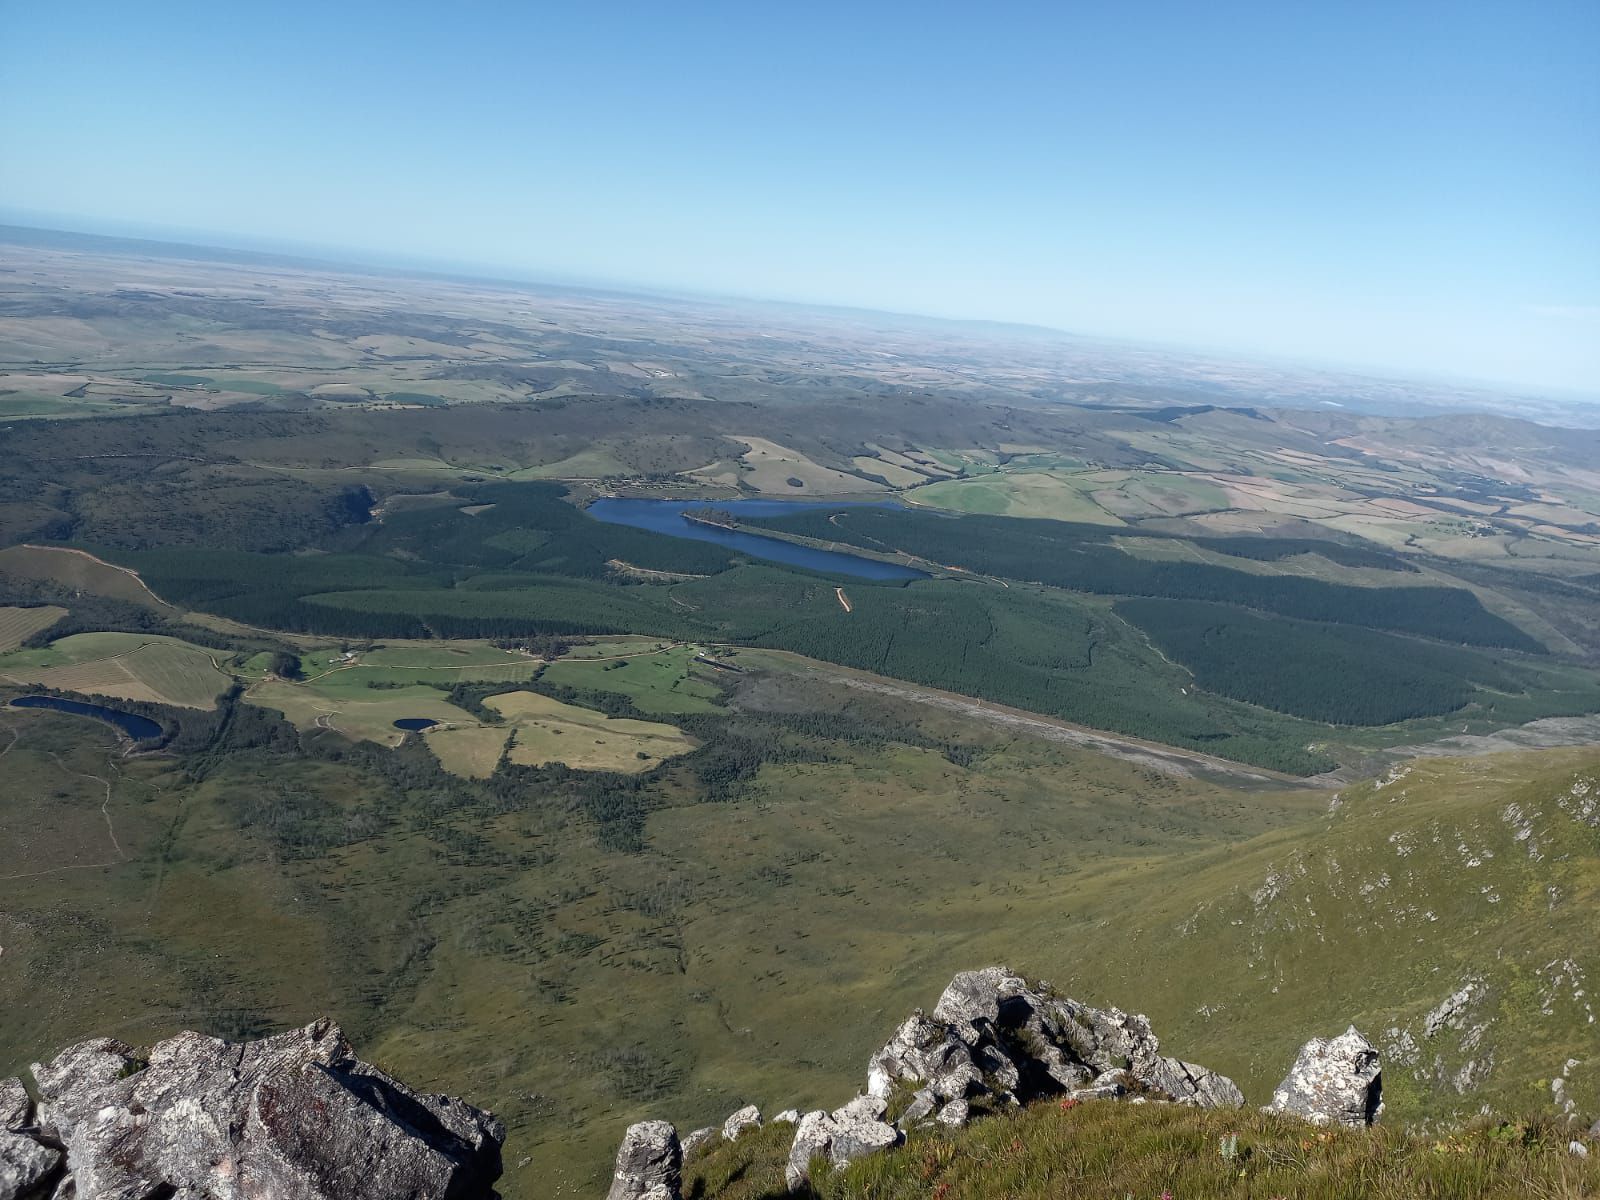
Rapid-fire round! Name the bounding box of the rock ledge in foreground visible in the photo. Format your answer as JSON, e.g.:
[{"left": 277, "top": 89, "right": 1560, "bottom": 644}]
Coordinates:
[{"left": 3, "top": 1017, "right": 503, "bottom": 1200}]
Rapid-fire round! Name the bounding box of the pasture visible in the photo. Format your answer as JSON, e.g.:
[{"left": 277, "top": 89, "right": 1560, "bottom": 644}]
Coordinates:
[
  {"left": 302, "top": 640, "right": 545, "bottom": 687},
  {"left": 0, "top": 545, "right": 174, "bottom": 610},
  {"left": 423, "top": 725, "right": 513, "bottom": 778},
  {"left": 912, "top": 470, "right": 1125, "bottom": 523},
  {"left": 486, "top": 689, "right": 696, "bottom": 772},
  {"left": 0, "top": 631, "right": 231, "bottom": 708},
  {"left": 246, "top": 678, "right": 477, "bottom": 745},
  {"left": 0, "top": 604, "right": 66, "bottom": 650},
  {"left": 538, "top": 643, "right": 723, "bottom": 715},
  {"left": 732, "top": 435, "right": 884, "bottom": 494}
]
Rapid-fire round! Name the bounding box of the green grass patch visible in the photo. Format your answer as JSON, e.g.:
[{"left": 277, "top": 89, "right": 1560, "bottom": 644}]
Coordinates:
[
  {"left": 540, "top": 645, "right": 723, "bottom": 715},
  {"left": 688, "top": 1101, "right": 1600, "bottom": 1200}
]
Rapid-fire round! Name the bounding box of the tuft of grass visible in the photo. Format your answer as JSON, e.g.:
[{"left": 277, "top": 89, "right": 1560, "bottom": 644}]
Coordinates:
[{"left": 685, "top": 1099, "right": 1600, "bottom": 1200}]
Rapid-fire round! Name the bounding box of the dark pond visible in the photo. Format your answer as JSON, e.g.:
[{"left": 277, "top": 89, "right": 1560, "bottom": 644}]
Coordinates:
[
  {"left": 393, "top": 717, "right": 440, "bottom": 731},
  {"left": 586, "top": 498, "right": 927, "bottom": 580},
  {"left": 10, "top": 695, "right": 163, "bottom": 740}
]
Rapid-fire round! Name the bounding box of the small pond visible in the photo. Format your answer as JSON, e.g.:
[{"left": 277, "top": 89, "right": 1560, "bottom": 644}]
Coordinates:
[
  {"left": 586, "top": 498, "right": 927, "bottom": 580},
  {"left": 393, "top": 717, "right": 441, "bottom": 732},
  {"left": 9, "top": 695, "right": 163, "bottom": 740}
]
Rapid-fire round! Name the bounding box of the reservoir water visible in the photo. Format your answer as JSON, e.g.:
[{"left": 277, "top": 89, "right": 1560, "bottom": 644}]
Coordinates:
[
  {"left": 393, "top": 717, "right": 441, "bottom": 732},
  {"left": 586, "top": 498, "right": 926, "bottom": 580},
  {"left": 9, "top": 695, "right": 163, "bottom": 740}
]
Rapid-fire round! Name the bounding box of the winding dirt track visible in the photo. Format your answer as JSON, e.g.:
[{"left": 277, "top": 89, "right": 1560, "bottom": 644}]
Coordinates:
[
  {"left": 16, "top": 544, "right": 174, "bottom": 609},
  {"left": 0, "top": 733, "right": 127, "bottom": 881}
]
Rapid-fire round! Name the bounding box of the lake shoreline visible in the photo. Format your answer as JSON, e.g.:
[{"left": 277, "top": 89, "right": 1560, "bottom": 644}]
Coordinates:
[{"left": 586, "top": 497, "right": 928, "bottom": 581}]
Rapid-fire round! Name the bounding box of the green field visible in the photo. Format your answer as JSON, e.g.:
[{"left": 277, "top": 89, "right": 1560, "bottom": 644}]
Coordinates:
[
  {"left": 0, "top": 604, "right": 65, "bottom": 650},
  {"left": 487, "top": 689, "right": 696, "bottom": 772},
  {"left": 46, "top": 477, "right": 1586, "bottom": 776},
  {"left": 0, "top": 671, "right": 1325, "bottom": 1197},
  {"left": 0, "top": 631, "right": 231, "bottom": 707},
  {"left": 247, "top": 677, "right": 478, "bottom": 744},
  {"left": 539, "top": 643, "right": 723, "bottom": 715},
  {"left": 912, "top": 470, "right": 1126, "bottom": 523},
  {"left": 688, "top": 1100, "right": 1600, "bottom": 1200}
]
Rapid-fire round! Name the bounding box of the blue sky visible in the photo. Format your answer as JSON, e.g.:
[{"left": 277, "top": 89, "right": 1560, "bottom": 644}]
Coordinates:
[{"left": 2, "top": 0, "right": 1595, "bottom": 393}]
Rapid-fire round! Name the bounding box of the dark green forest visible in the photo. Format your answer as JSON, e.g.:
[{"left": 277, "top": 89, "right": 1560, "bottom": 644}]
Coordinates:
[
  {"left": 1114, "top": 598, "right": 1531, "bottom": 724},
  {"left": 746, "top": 507, "right": 1539, "bottom": 649}
]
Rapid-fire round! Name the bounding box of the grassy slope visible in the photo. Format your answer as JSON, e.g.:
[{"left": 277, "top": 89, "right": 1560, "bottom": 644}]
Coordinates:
[
  {"left": 0, "top": 604, "right": 65, "bottom": 650},
  {"left": 0, "top": 677, "right": 1324, "bottom": 1199},
  {"left": 1026, "top": 748, "right": 1600, "bottom": 1128},
  {"left": 687, "top": 1102, "right": 1600, "bottom": 1200},
  {"left": 11, "top": 664, "right": 1596, "bottom": 1196}
]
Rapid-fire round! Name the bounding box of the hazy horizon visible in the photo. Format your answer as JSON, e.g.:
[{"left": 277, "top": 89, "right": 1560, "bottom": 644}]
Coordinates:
[
  {"left": 4, "top": 0, "right": 1595, "bottom": 393},
  {"left": 9, "top": 211, "right": 1596, "bottom": 411}
]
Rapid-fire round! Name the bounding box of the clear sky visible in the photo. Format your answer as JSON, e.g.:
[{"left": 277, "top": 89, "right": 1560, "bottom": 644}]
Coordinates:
[{"left": 2, "top": 0, "right": 1595, "bottom": 393}]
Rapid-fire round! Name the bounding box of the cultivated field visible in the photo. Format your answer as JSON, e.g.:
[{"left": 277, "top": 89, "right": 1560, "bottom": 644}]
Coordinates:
[
  {"left": 423, "top": 725, "right": 513, "bottom": 778},
  {"left": 912, "top": 470, "right": 1126, "bottom": 523},
  {"left": 0, "top": 632, "right": 230, "bottom": 707},
  {"left": 0, "top": 545, "right": 174, "bottom": 610},
  {"left": 539, "top": 644, "right": 723, "bottom": 715},
  {"left": 246, "top": 678, "right": 477, "bottom": 746},
  {"left": 487, "top": 689, "right": 695, "bottom": 772},
  {"left": 0, "top": 604, "right": 65, "bottom": 650}
]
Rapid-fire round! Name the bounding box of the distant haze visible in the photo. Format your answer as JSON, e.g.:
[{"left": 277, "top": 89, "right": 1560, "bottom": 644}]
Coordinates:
[{"left": 2, "top": 0, "right": 1595, "bottom": 394}]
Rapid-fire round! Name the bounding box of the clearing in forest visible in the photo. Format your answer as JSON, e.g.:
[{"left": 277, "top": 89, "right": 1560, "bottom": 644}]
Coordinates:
[
  {"left": 485, "top": 689, "right": 695, "bottom": 772},
  {"left": 538, "top": 643, "right": 722, "bottom": 715},
  {"left": 733, "top": 435, "right": 886, "bottom": 494}
]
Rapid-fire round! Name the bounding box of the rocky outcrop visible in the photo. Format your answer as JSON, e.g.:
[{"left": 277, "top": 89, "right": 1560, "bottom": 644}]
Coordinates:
[
  {"left": 1, "top": 1077, "right": 60, "bottom": 1200},
  {"left": 866, "top": 967, "right": 1245, "bottom": 1128},
  {"left": 1266, "top": 1026, "right": 1383, "bottom": 1127},
  {"left": 4, "top": 1018, "right": 504, "bottom": 1200},
  {"left": 609, "top": 966, "right": 1263, "bottom": 1194},
  {"left": 605, "top": 1120, "right": 681, "bottom": 1200},
  {"left": 601, "top": 968, "right": 1387, "bottom": 1194}
]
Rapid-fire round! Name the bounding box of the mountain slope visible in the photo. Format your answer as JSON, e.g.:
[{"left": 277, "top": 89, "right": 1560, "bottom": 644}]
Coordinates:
[{"left": 1053, "top": 748, "right": 1600, "bottom": 1126}]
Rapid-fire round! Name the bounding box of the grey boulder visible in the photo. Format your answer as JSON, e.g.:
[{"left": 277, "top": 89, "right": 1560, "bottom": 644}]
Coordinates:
[
  {"left": 605, "top": 1120, "right": 680, "bottom": 1200},
  {"left": 29, "top": 1018, "right": 504, "bottom": 1200},
  {"left": 783, "top": 1096, "right": 898, "bottom": 1191},
  {"left": 680, "top": 1126, "right": 718, "bottom": 1159},
  {"left": 721, "top": 1105, "right": 761, "bottom": 1141},
  {"left": 1142, "top": 1057, "right": 1247, "bottom": 1109},
  {"left": 1266, "top": 1026, "right": 1383, "bottom": 1127},
  {"left": 2, "top": 1076, "right": 62, "bottom": 1200}
]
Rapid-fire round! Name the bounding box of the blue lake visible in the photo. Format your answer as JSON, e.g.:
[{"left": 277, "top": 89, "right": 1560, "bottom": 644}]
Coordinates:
[
  {"left": 10, "top": 695, "right": 163, "bottom": 740},
  {"left": 394, "top": 717, "right": 440, "bottom": 732},
  {"left": 586, "top": 498, "right": 927, "bottom": 580}
]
